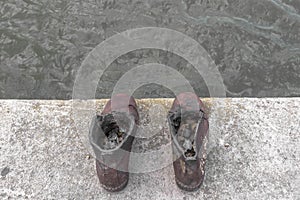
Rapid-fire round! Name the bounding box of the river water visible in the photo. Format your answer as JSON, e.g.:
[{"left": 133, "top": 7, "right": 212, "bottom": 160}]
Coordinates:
[{"left": 1, "top": 0, "right": 299, "bottom": 99}]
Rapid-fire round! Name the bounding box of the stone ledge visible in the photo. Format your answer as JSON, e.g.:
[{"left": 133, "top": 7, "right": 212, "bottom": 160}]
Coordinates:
[{"left": 0, "top": 98, "right": 299, "bottom": 199}]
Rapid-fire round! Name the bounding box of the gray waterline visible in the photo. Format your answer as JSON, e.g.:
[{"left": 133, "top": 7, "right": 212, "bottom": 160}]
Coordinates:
[{"left": 0, "top": 0, "right": 299, "bottom": 99}]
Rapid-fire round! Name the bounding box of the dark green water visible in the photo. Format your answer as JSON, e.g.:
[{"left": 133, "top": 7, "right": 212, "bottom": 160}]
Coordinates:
[{"left": 1, "top": 0, "right": 299, "bottom": 99}]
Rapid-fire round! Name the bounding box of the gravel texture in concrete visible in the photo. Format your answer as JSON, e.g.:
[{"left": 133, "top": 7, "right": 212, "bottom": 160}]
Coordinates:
[{"left": 0, "top": 98, "right": 299, "bottom": 199}]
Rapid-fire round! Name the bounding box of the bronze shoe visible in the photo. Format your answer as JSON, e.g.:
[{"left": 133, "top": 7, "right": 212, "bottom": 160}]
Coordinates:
[
  {"left": 89, "top": 94, "right": 139, "bottom": 192},
  {"left": 167, "top": 92, "right": 209, "bottom": 191}
]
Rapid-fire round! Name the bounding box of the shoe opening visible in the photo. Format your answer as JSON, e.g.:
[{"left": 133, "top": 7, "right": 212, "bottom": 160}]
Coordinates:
[
  {"left": 170, "top": 110, "right": 202, "bottom": 158},
  {"left": 100, "top": 113, "right": 130, "bottom": 150}
]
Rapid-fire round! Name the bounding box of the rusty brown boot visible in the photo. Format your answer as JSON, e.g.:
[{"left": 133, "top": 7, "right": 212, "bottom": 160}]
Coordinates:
[
  {"left": 89, "top": 94, "right": 139, "bottom": 192},
  {"left": 167, "top": 92, "right": 209, "bottom": 191}
]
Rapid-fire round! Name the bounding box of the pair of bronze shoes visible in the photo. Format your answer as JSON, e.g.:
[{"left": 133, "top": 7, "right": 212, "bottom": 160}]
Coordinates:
[{"left": 89, "top": 92, "right": 209, "bottom": 192}]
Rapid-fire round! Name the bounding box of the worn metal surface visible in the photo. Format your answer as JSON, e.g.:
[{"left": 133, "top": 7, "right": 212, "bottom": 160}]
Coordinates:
[{"left": 0, "top": 98, "right": 299, "bottom": 199}]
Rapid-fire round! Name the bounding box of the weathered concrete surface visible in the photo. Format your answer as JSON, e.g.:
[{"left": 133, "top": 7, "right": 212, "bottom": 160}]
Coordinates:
[{"left": 0, "top": 98, "right": 299, "bottom": 199}]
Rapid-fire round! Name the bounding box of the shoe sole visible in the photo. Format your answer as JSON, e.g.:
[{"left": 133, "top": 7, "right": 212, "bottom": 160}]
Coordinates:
[{"left": 175, "top": 172, "right": 205, "bottom": 192}]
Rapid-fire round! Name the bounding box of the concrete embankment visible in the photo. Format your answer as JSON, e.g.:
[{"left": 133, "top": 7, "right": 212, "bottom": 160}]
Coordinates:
[{"left": 0, "top": 98, "right": 299, "bottom": 199}]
